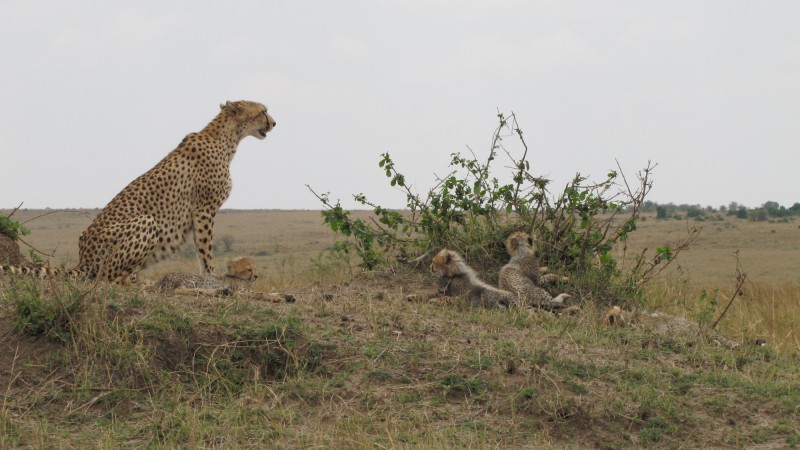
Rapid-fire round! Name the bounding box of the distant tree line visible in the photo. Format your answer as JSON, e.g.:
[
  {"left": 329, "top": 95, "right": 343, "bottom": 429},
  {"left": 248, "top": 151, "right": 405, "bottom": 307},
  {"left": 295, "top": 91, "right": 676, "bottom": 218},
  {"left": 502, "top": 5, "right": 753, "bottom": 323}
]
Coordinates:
[{"left": 640, "top": 201, "right": 800, "bottom": 222}]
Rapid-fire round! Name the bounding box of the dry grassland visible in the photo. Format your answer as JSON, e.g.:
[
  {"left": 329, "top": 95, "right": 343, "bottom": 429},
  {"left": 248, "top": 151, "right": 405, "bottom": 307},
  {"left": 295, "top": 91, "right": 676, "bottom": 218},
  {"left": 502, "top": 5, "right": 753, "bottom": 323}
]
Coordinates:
[
  {"left": 5, "top": 208, "right": 800, "bottom": 352},
  {"left": 7, "top": 209, "right": 798, "bottom": 285},
  {"left": 1, "top": 208, "right": 799, "bottom": 448},
  {"left": 615, "top": 214, "right": 800, "bottom": 353}
]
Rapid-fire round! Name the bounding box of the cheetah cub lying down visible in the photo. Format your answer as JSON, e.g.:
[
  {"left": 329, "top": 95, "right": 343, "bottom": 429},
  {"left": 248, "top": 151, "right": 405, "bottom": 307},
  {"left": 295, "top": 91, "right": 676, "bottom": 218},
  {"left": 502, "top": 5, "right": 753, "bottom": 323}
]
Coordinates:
[
  {"left": 499, "top": 231, "right": 574, "bottom": 312},
  {"left": 605, "top": 306, "right": 739, "bottom": 349},
  {"left": 158, "top": 257, "right": 294, "bottom": 303},
  {"left": 428, "top": 249, "right": 515, "bottom": 308}
]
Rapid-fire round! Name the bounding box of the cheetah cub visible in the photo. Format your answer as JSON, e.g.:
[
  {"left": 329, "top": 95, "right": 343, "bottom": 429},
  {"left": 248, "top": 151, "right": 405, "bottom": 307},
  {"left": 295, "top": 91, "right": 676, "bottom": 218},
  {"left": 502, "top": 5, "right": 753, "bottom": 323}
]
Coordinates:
[
  {"left": 429, "top": 249, "right": 515, "bottom": 308},
  {"left": 504, "top": 231, "right": 569, "bottom": 286},
  {"left": 499, "top": 231, "right": 572, "bottom": 311},
  {"left": 605, "top": 306, "right": 739, "bottom": 349},
  {"left": 158, "top": 257, "right": 294, "bottom": 303}
]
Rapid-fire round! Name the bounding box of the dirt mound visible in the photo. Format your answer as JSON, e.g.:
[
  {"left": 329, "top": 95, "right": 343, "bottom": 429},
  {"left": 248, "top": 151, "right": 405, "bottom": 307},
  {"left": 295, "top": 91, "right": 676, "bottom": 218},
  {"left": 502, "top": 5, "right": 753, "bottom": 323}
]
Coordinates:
[{"left": 0, "top": 233, "right": 24, "bottom": 266}]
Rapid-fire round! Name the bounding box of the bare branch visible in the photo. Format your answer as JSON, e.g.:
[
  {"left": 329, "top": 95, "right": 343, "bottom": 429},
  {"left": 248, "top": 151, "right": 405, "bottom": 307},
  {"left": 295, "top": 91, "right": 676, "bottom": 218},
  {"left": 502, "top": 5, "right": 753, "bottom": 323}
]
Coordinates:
[
  {"left": 634, "top": 222, "right": 702, "bottom": 288},
  {"left": 711, "top": 251, "right": 747, "bottom": 330}
]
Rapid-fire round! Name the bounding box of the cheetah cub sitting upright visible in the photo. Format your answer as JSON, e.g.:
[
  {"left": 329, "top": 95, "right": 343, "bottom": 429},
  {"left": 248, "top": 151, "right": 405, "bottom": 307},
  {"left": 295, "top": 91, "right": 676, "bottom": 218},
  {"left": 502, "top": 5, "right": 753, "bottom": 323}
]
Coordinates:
[
  {"left": 158, "top": 257, "right": 294, "bottom": 303},
  {"left": 499, "top": 231, "right": 574, "bottom": 312},
  {"left": 429, "top": 249, "right": 515, "bottom": 308}
]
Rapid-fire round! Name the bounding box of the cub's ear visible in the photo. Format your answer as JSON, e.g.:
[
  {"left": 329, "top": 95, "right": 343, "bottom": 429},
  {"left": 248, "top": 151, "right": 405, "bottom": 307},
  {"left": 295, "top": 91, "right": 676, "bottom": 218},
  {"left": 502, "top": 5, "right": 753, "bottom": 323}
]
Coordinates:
[
  {"left": 445, "top": 253, "right": 452, "bottom": 264},
  {"left": 220, "top": 100, "right": 243, "bottom": 115}
]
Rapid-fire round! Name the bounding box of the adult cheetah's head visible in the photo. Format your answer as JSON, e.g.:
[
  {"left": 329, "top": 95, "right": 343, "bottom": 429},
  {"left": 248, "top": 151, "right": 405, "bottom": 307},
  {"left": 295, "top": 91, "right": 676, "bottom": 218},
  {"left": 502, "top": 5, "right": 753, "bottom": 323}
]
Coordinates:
[{"left": 220, "top": 100, "right": 276, "bottom": 140}]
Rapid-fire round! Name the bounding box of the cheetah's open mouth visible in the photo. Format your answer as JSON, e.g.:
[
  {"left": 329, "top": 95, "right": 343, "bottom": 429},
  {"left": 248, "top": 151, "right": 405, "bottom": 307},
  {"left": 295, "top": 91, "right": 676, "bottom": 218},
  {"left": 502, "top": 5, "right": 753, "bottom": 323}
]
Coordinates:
[{"left": 258, "top": 129, "right": 268, "bottom": 138}]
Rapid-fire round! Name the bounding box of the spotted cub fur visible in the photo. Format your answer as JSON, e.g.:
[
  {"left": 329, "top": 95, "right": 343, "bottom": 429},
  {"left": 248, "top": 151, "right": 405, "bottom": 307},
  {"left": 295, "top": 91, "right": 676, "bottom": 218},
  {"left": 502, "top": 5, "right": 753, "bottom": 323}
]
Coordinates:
[
  {"left": 504, "top": 231, "right": 568, "bottom": 285},
  {"left": 428, "top": 249, "right": 514, "bottom": 308},
  {"left": 605, "top": 306, "right": 739, "bottom": 349},
  {"left": 158, "top": 257, "right": 294, "bottom": 303},
  {"left": 499, "top": 231, "right": 571, "bottom": 311}
]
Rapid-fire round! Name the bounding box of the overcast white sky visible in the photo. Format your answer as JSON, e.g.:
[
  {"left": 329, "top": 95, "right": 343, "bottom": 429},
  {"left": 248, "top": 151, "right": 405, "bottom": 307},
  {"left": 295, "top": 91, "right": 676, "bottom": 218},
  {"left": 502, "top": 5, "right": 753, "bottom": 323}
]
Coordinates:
[{"left": 1, "top": 1, "right": 798, "bottom": 211}]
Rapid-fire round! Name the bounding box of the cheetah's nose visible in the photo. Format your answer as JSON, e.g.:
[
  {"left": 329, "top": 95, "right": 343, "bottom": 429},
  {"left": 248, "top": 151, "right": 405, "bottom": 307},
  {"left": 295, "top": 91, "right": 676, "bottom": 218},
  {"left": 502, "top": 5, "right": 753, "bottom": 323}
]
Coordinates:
[{"left": 272, "top": 121, "right": 277, "bottom": 128}]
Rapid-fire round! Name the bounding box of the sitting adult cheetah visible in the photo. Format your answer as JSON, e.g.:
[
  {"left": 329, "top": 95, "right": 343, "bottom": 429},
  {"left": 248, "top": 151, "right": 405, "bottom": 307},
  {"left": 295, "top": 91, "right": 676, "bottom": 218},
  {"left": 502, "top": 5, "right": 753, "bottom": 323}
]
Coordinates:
[
  {"left": 428, "top": 249, "right": 515, "bottom": 308},
  {"left": 605, "top": 306, "right": 739, "bottom": 349},
  {"left": 158, "top": 257, "right": 294, "bottom": 302},
  {"left": 499, "top": 231, "right": 572, "bottom": 311},
  {"left": 2, "top": 101, "right": 275, "bottom": 284}
]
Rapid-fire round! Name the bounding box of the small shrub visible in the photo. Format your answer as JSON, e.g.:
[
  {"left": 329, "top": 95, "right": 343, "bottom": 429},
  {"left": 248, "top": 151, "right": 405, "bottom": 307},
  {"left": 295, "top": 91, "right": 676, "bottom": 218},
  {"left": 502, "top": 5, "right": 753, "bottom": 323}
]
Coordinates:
[
  {"left": 0, "top": 213, "right": 29, "bottom": 240},
  {"left": 396, "top": 391, "right": 422, "bottom": 404},
  {"left": 693, "top": 289, "right": 719, "bottom": 325},
  {"left": 788, "top": 431, "right": 800, "bottom": 448},
  {"left": 515, "top": 387, "right": 537, "bottom": 402},
  {"left": 220, "top": 234, "right": 236, "bottom": 253},
  {"left": 751, "top": 426, "right": 773, "bottom": 444},
  {"left": 10, "top": 279, "right": 82, "bottom": 342},
  {"left": 749, "top": 209, "right": 768, "bottom": 222},
  {"left": 639, "top": 417, "right": 676, "bottom": 444},
  {"left": 686, "top": 208, "right": 704, "bottom": 218},
  {"left": 365, "top": 370, "right": 391, "bottom": 381},
  {"left": 437, "top": 374, "right": 489, "bottom": 398}
]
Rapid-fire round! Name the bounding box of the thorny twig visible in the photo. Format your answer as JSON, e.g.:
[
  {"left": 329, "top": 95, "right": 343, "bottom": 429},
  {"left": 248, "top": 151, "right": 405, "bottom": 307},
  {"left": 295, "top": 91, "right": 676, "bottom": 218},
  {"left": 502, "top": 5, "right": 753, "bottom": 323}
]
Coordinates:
[
  {"left": 632, "top": 221, "right": 702, "bottom": 289},
  {"left": 711, "top": 251, "right": 747, "bottom": 330}
]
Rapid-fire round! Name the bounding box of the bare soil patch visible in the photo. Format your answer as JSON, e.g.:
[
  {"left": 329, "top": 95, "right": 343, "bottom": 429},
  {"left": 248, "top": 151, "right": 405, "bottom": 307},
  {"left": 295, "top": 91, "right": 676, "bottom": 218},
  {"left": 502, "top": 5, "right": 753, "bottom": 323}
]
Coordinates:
[{"left": 0, "top": 234, "right": 23, "bottom": 266}]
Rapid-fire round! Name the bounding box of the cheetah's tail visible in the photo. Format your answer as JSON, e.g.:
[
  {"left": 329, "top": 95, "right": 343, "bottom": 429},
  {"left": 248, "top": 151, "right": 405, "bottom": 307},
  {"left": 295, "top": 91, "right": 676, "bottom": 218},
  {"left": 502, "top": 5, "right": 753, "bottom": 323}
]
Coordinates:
[{"left": 0, "top": 264, "right": 83, "bottom": 280}]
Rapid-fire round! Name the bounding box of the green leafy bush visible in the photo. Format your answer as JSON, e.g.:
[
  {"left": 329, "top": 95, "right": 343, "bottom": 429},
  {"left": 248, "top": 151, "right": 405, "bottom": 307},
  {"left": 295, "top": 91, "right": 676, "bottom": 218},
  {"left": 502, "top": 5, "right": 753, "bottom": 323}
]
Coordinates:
[
  {"left": 0, "top": 213, "right": 29, "bottom": 240},
  {"left": 10, "top": 279, "right": 83, "bottom": 342},
  {"left": 309, "top": 112, "right": 692, "bottom": 296}
]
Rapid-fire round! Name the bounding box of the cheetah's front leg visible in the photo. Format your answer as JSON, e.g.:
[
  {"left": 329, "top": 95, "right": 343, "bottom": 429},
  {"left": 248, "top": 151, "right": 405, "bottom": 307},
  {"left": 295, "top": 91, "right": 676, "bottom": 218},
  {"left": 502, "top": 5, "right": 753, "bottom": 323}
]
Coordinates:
[{"left": 192, "top": 209, "right": 218, "bottom": 275}]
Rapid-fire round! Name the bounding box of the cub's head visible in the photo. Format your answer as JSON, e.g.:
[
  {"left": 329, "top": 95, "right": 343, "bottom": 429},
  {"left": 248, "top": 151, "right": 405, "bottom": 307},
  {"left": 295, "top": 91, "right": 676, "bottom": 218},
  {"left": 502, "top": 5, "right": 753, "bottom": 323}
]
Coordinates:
[
  {"left": 605, "top": 306, "right": 629, "bottom": 327},
  {"left": 225, "top": 257, "right": 259, "bottom": 282},
  {"left": 430, "top": 249, "right": 463, "bottom": 277},
  {"left": 220, "top": 100, "right": 276, "bottom": 140},
  {"left": 505, "top": 231, "right": 534, "bottom": 256}
]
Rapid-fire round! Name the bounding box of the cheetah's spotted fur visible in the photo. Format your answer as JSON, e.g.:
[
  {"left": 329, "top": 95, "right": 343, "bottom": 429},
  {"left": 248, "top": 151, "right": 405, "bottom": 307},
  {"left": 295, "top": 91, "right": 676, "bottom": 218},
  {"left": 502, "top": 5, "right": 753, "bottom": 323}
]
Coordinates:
[
  {"left": 158, "top": 257, "right": 294, "bottom": 303},
  {"left": 428, "top": 249, "right": 514, "bottom": 308},
  {"left": 605, "top": 306, "right": 739, "bottom": 349},
  {"left": 499, "top": 231, "right": 572, "bottom": 311},
  {"left": 2, "top": 101, "right": 276, "bottom": 284}
]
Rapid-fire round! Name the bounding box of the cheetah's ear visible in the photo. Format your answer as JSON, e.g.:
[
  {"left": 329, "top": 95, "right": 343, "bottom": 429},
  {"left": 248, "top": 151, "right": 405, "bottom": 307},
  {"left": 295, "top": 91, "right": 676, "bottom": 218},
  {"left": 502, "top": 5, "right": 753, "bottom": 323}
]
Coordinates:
[{"left": 220, "top": 101, "right": 243, "bottom": 115}]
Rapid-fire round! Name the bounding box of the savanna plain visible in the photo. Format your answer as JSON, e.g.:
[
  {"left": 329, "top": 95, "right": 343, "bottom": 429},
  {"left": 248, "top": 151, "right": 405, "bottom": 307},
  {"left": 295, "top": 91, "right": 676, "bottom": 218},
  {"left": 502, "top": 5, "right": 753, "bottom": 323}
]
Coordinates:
[{"left": 1, "top": 208, "right": 799, "bottom": 448}]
